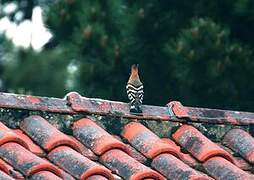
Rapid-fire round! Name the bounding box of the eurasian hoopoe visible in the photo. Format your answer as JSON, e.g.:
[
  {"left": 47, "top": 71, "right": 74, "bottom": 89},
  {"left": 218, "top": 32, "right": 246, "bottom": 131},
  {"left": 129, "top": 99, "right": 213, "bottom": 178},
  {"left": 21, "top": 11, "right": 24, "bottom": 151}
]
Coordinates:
[{"left": 126, "top": 64, "right": 144, "bottom": 114}]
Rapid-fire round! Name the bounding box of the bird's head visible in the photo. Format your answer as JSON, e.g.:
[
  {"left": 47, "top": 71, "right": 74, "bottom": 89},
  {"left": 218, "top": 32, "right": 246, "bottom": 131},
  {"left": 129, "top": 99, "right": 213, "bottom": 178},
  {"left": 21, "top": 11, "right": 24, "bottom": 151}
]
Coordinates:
[{"left": 131, "top": 64, "right": 139, "bottom": 76}]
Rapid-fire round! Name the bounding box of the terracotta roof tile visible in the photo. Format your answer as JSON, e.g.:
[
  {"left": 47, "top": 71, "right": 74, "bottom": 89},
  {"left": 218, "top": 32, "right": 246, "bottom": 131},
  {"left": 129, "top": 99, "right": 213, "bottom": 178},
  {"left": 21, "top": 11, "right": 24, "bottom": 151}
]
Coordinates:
[
  {"left": 42, "top": 158, "right": 75, "bottom": 180},
  {"left": 223, "top": 128, "right": 254, "bottom": 164},
  {"left": 233, "top": 157, "right": 254, "bottom": 171},
  {"left": 173, "top": 124, "right": 235, "bottom": 164},
  {"left": 73, "top": 118, "right": 129, "bottom": 155},
  {"left": 48, "top": 145, "right": 113, "bottom": 179},
  {"left": 20, "top": 115, "right": 81, "bottom": 153},
  {"left": 112, "top": 135, "right": 148, "bottom": 164},
  {"left": 68, "top": 135, "right": 98, "bottom": 160},
  {"left": 203, "top": 157, "right": 253, "bottom": 180},
  {"left": 13, "top": 129, "right": 45, "bottom": 157},
  {"left": 0, "top": 92, "right": 252, "bottom": 179},
  {"left": 161, "top": 138, "right": 199, "bottom": 167},
  {"left": 100, "top": 149, "right": 165, "bottom": 180},
  {"left": 0, "top": 122, "right": 29, "bottom": 149},
  {"left": 122, "top": 122, "right": 181, "bottom": 159},
  {"left": 151, "top": 153, "right": 212, "bottom": 180},
  {"left": 217, "top": 143, "right": 253, "bottom": 170},
  {"left": 124, "top": 143, "right": 148, "bottom": 164}
]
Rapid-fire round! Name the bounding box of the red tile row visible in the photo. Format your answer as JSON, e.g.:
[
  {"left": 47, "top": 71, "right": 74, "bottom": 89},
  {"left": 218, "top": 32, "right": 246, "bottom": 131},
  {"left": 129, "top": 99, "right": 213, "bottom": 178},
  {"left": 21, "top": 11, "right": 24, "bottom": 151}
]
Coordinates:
[
  {"left": 0, "top": 117, "right": 113, "bottom": 179},
  {"left": 122, "top": 122, "right": 212, "bottom": 179},
  {"left": 0, "top": 114, "right": 253, "bottom": 179},
  {"left": 122, "top": 122, "right": 253, "bottom": 180},
  {"left": 0, "top": 116, "right": 167, "bottom": 179},
  {"left": 20, "top": 116, "right": 117, "bottom": 179},
  {"left": 73, "top": 118, "right": 166, "bottom": 179}
]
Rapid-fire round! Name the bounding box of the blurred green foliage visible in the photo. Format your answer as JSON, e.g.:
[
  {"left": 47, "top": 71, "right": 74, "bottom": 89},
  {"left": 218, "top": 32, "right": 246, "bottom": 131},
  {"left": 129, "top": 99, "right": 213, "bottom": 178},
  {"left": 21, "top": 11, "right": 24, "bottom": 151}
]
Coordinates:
[
  {"left": 166, "top": 18, "right": 254, "bottom": 109},
  {"left": 1, "top": 0, "right": 254, "bottom": 111}
]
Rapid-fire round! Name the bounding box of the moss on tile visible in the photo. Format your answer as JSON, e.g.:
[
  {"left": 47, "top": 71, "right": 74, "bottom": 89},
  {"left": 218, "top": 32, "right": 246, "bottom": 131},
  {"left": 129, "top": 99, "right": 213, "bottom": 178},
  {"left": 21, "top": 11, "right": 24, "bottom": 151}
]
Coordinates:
[{"left": 0, "top": 108, "right": 251, "bottom": 141}]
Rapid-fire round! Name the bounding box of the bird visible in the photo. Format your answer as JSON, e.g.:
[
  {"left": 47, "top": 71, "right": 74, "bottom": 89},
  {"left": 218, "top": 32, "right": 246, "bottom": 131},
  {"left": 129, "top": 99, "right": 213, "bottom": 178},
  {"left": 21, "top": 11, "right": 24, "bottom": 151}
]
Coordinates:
[{"left": 126, "top": 64, "right": 144, "bottom": 114}]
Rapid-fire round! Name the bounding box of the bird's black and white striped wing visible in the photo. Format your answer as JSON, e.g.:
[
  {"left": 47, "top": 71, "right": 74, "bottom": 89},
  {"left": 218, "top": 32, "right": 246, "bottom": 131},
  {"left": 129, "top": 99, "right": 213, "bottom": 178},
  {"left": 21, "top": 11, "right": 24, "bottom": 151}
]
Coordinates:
[{"left": 126, "top": 83, "right": 144, "bottom": 104}]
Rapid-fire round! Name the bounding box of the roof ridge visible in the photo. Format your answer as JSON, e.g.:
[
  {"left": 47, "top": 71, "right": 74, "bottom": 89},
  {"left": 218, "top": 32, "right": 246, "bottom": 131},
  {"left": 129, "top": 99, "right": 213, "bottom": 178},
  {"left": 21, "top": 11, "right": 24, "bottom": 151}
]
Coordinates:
[{"left": 0, "top": 92, "right": 253, "bottom": 125}]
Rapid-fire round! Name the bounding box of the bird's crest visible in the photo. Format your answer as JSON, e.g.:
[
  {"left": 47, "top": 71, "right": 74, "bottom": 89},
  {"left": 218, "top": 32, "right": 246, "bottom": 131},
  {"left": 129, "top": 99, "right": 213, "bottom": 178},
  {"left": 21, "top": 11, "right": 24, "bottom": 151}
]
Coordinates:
[{"left": 130, "top": 64, "right": 140, "bottom": 80}]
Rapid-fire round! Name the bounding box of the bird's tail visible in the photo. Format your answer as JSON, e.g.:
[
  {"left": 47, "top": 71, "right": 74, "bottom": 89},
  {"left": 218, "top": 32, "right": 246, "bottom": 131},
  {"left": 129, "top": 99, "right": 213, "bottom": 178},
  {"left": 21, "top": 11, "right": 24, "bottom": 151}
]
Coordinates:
[{"left": 130, "top": 102, "right": 142, "bottom": 114}]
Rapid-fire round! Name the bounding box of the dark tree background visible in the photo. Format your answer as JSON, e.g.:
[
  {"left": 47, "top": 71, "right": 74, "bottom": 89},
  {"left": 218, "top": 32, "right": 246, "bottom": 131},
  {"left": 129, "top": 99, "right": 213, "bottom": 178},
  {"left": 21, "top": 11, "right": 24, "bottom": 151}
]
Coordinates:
[{"left": 1, "top": 0, "right": 254, "bottom": 111}]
